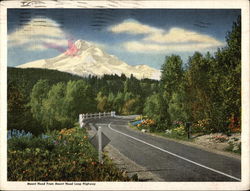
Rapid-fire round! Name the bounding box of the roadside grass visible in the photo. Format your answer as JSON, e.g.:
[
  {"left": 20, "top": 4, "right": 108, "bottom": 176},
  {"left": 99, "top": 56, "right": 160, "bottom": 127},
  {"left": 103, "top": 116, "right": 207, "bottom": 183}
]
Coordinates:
[
  {"left": 7, "top": 125, "right": 134, "bottom": 181},
  {"left": 152, "top": 132, "right": 192, "bottom": 142},
  {"left": 225, "top": 144, "right": 241, "bottom": 154},
  {"left": 128, "top": 123, "right": 138, "bottom": 131},
  {"left": 128, "top": 122, "right": 241, "bottom": 155},
  {"left": 128, "top": 123, "right": 192, "bottom": 142}
]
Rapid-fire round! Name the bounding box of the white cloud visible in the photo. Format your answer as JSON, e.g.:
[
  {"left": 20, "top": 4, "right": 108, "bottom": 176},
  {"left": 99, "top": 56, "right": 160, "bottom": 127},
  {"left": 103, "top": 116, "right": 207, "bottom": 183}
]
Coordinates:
[
  {"left": 123, "top": 41, "right": 225, "bottom": 53},
  {"left": 8, "top": 17, "right": 68, "bottom": 51},
  {"left": 144, "top": 27, "right": 223, "bottom": 46},
  {"left": 108, "top": 19, "right": 163, "bottom": 35},
  {"left": 25, "top": 44, "right": 47, "bottom": 51},
  {"left": 110, "top": 20, "right": 224, "bottom": 54}
]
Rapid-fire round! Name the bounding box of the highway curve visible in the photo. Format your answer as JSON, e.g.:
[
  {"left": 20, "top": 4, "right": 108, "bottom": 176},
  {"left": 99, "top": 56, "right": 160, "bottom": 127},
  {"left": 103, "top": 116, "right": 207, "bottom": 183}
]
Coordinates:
[{"left": 88, "top": 117, "right": 241, "bottom": 181}]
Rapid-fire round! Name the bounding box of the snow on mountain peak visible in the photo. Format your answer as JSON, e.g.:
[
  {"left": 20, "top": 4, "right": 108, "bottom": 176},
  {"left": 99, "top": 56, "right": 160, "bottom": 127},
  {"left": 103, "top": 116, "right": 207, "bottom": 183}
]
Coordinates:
[
  {"left": 17, "top": 40, "right": 161, "bottom": 80},
  {"left": 74, "top": 39, "right": 92, "bottom": 50}
]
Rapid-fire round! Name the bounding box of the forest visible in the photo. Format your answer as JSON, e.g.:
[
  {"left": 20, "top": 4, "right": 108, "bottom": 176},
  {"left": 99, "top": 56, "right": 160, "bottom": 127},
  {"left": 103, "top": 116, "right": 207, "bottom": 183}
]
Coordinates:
[{"left": 7, "top": 17, "right": 241, "bottom": 136}]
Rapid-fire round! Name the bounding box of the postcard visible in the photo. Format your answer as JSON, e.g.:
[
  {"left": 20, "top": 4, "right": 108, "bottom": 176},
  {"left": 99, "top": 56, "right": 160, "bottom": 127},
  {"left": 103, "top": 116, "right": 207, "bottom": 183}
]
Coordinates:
[{"left": 0, "top": 0, "right": 249, "bottom": 190}]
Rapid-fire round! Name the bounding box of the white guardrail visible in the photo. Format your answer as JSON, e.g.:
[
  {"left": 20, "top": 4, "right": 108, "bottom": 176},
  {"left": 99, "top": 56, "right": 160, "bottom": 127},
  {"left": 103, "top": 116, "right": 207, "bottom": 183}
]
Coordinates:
[{"left": 79, "top": 111, "right": 116, "bottom": 128}]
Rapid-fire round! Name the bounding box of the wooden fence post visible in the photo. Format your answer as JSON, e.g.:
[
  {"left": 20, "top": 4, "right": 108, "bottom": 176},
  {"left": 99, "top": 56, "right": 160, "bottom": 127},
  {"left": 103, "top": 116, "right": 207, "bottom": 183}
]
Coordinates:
[{"left": 185, "top": 122, "right": 192, "bottom": 139}]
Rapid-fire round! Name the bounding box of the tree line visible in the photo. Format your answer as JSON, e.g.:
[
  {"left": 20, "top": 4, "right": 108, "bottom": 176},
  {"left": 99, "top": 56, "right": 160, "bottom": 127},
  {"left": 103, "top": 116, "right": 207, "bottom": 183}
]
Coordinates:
[
  {"left": 8, "top": 68, "right": 159, "bottom": 134},
  {"left": 143, "top": 17, "right": 241, "bottom": 134}
]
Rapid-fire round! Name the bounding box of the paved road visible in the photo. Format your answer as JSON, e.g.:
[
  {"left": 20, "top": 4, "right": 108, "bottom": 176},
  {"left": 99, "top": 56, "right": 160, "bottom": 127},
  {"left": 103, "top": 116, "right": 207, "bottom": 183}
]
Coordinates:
[{"left": 89, "top": 117, "right": 241, "bottom": 181}]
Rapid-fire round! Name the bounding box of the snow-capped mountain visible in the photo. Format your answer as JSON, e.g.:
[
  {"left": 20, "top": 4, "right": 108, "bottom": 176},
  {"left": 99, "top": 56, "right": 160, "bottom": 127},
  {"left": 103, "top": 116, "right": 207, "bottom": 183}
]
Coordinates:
[{"left": 17, "top": 40, "right": 161, "bottom": 80}]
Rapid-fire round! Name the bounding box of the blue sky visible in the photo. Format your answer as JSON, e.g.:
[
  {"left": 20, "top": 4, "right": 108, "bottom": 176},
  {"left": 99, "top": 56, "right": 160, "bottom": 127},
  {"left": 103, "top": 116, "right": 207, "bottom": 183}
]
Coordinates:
[{"left": 8, "top": 9, "right": 240, "bottom": 69}]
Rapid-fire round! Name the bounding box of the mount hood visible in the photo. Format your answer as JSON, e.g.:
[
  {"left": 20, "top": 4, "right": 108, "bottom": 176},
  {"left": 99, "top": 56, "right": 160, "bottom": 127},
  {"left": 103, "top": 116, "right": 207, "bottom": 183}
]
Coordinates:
[{"left": 17, "top": 40, "right": 161, "bottom": 80}]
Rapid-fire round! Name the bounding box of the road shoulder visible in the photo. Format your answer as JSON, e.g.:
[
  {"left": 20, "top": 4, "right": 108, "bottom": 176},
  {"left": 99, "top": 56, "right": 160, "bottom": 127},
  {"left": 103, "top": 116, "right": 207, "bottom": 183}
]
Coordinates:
[
  {"left": 104, "top": 144, "right": 164, "bottom": 181},
  {"left": 85, "top": 122, "right": 164, "bottom": 181}
]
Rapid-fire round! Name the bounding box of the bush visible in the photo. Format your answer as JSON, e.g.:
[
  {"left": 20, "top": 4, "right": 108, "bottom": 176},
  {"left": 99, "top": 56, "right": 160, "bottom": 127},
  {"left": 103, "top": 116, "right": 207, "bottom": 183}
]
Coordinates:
[
  {"left": 171, "top": 125, "right": 186, "bottom": 136},
  {"left": 136, "top": 119, "right": 156, "bottom": 132},
  {"left": 8, "top": 127, "right": 131, "bottom": 181},
  {"left": 227, "top": 114, "right": 241, "bottom": 134},
  {"left": 226, "top": 134, "right": 241, "bottom": 153},
  {"left": 191, "top": 119, "right": 210, "bottom": 134}
]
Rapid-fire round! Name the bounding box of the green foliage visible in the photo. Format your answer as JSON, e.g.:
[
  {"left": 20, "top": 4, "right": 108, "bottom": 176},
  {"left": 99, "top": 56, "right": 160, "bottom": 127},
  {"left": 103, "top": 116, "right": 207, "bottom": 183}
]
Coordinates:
[
  {"left": 7, "top": 68, "right": 84, "bottom": 135},
  {"left": 159, "top": 55, "right": 184, "bottom": 127},
  {"left": 121, "top": 92, "right": 138, "bottom": 115},
  {"left": 8, "top": 127, "right": 132, "bottom": 181},
  {"left": 168, "top": 89, "right": 189, "bottom": 123},
  {"left": 29, "top": 80, "right": 51, "bottom": 129},
  {"left": 30, "top": 80, "right": 97, "bottom": 131},
  {"left": 42, "top": 82, "right": 68, "bottom": 130},
  {"left": 96, "top": 78, "right": 155, "bottom": 115},
  {"left": 184, "top": 52, "right": 213, "bottom": 122},
  {"left": 8, "top": 81, "right": 43, "bottom": 135},
  {"left": 143, "top": 17, "right": 241, "bottom": 134},
  {"left": 64, "top": 80, "right": 97, "bottom": 118},
  {"left": 159, "top": 130, "right": 189, "bottom": 141},
  {"left": 8, "top": 136, "right": 55, "bottom": 152},
  {"left": 171, "top": 126, "right": 186, "bottom": 136},
  {"left": 8, "top": 67, "right": 159, "bottom": 134},
  {"left": 143, "top": 94, "right": 161, "bottom": 122},
  {"left": 113, "top": 92, "right": 125, "bottom": 114},
  {"left": 161, "top": 55, "right": 184, "bottom": 94},
  {"left": 96, "top": 92, "right": 108, "bottom": 112}
]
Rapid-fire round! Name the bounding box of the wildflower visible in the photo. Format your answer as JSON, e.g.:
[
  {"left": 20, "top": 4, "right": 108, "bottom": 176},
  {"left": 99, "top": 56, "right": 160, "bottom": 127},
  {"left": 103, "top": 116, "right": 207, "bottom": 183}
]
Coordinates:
[
  {"left": 59, "top": 129, "right": 66, "bottom": 134},
  {"left": 7, "top": 129, "right": 33, "bottom": 139}
]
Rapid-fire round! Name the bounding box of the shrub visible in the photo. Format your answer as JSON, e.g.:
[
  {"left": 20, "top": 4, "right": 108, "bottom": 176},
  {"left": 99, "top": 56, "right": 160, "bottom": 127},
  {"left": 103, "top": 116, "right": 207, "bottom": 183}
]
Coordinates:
[
  {"left": 8, "top": 127, "right": 132, "bottom": 181},
  {"left": 228, "top": 114, "right": 241, "bottom": 134},
  {"left": 172, "top": 125, "right": 186, "bottom": 136},
  {"left": 191, "top": 119, "right": 210, "bottom": 134},
  {"left": 226, "top": 134, "right": 241, "bottom": 153},
  {"left": 135, "top": 119, "right": 156, "bottom": 132}
]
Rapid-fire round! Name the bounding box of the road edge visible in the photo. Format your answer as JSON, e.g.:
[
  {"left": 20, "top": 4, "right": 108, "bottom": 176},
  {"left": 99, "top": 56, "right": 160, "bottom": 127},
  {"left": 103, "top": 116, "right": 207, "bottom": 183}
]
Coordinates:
[
  {"left": 104, "top": 144, "right": 165, "bottom": 182},
  {"left": 85, "top": 121, "right": 164, "bottom": 182},
  {"left": 126, "top": 122, "right": 241, "bottom": 161}
]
